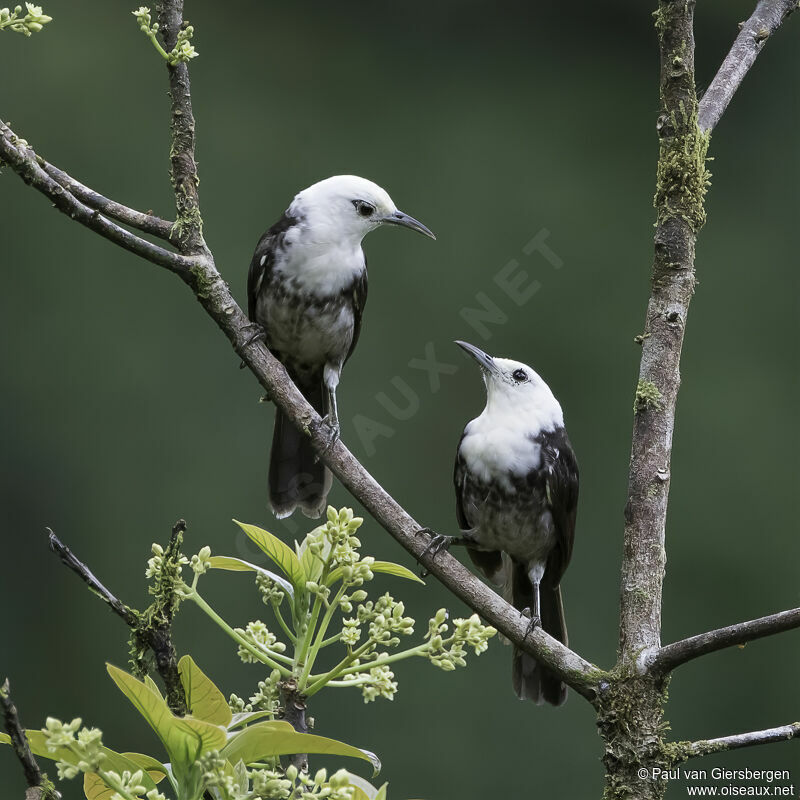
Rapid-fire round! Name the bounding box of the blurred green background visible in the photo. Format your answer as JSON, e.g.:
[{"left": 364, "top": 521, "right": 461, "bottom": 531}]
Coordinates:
[{"left": 1, "top": 1, "right": 797, "bottom": 797}]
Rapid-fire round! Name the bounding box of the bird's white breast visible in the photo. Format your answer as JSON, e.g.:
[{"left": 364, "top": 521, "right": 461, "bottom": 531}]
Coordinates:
[
  {"left": 277, "top": 229, "right": 365, "bottom": 296},
  {"left": 460, "top": 412, "right": 542, "bottom": 489}
]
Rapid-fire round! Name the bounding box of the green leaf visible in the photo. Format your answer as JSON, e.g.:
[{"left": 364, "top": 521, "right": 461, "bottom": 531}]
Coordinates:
[
  {"left": 1, "top": 731, "right": 159, "bottom": 792},
  {"left": 121, "top": 751, "right": 168, "bottom": 782},
  {"left": 222, "top": 720, "right": 381, "bottom": 775},
  {"left": 207, "top": 555, "right": 294, "bottom": 599},
  {"left": 326, "top": 560, "right": 425, "bottom": 587},
  {"left": 106, "top": 664, "right": 226, "bottom": 777},
  {"left": 84, "top": 772, "right": 115, "bottom": 800},
  {"left": 232, "top": 520, "right": 306, "bottom": 589},
  {"left": 178, "top": 655, "right": 232, "bottom": 728},
  {"left": 144, "top": 674, "right": 163, "bottom": 698},
  {"left": 229, "top": 710, "right": 278, "bottom": 729}
]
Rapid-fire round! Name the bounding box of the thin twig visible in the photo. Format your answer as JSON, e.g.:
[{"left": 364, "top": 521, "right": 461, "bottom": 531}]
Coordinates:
[
  {"left": 0, "top": 120, "right": 198, "bottom": 276},
  {"left": 650, "top": 607, "right": 800, "bottom": 673},
  {"left": 698, "top": 0, "right": 798, "bottom": 133},
  {"left": 40, "top": 159, "right": 176, "bottom": 241},
  {"left": 46, "top": 524, "right": 188, "bottom": 716},
  {"left": 682, "top": 722, "right": 800, "bottom": 760},
  {"left": 1, "top": 680, "right": 44, "bottom": 790},
  {"left": 47, "top": 528, "right": 137, "bottom": 627}
]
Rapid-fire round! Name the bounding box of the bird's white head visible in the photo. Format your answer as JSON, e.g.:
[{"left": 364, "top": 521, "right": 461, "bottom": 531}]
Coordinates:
[
  {"left": 289, "top": 175, "right": 435, "bottom": 245},
  {"left": 456, "top": 340, "right": 564, "bottom": 431}
]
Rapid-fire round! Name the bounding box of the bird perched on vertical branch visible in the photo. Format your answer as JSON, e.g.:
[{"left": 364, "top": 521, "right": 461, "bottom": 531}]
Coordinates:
[
  {"left": 247, "top": 175, "right": 435, "bottom": 519},
  {"left": 425, "top": 341, "right": 578, "bottom": 704}
]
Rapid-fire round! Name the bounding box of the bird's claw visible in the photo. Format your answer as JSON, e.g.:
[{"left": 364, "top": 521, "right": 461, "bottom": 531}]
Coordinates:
[
  {"left": 242, "top": 323, "right": 267, "bottom": 350},
  {"left": 239, "top": 324, "right": 268, "bottom": 369},
  {"left": 314, "top": 416, "right": 340, "bottom": 462},
  {"left": 520, "top": 607, "right": 541, "bottom": 641},
  {"left": 417, "top": 530, "right": 453, "bottom": 577}
]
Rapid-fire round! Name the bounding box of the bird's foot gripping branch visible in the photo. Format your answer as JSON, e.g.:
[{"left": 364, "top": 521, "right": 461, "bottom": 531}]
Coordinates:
[{"left": 3, "top": 508, "right": 497, "bottom": 800}]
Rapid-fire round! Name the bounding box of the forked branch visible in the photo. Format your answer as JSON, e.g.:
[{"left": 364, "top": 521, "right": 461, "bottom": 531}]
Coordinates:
[
  {"left": 0, "top": 120, "right": 197, "bottom": 275},
  {"left": 40, "top": 159, "right": 175, "bottom": 241}
]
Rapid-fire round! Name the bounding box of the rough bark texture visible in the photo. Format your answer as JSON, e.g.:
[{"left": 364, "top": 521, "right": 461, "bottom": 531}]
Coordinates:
[
  {"left": 279, "top": 679, "right": 309, "bottom": 771},
  {"left": 604, "top": 2, "right": 709, "bottom": 797}
]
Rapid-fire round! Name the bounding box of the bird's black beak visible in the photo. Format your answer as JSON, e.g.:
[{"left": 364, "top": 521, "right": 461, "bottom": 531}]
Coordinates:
[
  {"left": 455, "top": 340, "right": 499, "bottom": 375},
  {"left": 383, "top": 209, "right": 436, "bottom": 240}
]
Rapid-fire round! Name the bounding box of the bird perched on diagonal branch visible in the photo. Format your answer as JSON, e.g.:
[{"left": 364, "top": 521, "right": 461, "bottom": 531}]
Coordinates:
[
  {"left": 426, "top": 341, "right": 578, "bottom": 704},
  {"left": 248, "top": 175, "right": 435, "bottom": 519}
]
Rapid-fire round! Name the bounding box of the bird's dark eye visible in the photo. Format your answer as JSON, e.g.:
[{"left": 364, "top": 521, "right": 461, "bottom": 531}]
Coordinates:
[
  {"left": 512, "top": 368, "right": 528, "bottom": 383},
  {"left": 353, "top": 200, "right": 375, "bottom": 218}
]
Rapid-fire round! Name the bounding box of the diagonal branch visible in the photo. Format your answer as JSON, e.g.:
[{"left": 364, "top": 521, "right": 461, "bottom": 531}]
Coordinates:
[
  {"left": 0, "top": 120, "right": 197, "bottom": 276},
  {"left": 698, "top": 0, "right": 797, "bottom": 133},
  {"left": 40, "top": 159, "right": 176, "bottom": 241},
  {"left": 650, "top": 606, "right": 800, "bottom": 673},
  {"left": 150, "top": 0, "right": 607, "bottom": 704},
  {"left": 47, "top": 524, "right": 188, "bottom": 716},
  {"left": 681, "top": 722, "right": 800, "bottom": 760},
  {"left": 47, "top": 528, "right": 138, "bottom": 627}
]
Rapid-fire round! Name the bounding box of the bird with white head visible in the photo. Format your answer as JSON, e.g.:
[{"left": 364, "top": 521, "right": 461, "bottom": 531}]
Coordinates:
[
  {"left": 424, "top": 340, "right": 579, "bottom": 705},
  {"left": 247, "top": 175, "right": 435, "bottom": 519}
]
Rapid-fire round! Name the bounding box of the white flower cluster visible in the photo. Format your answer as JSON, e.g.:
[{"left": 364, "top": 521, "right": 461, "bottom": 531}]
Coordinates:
[
  {"left": 251, "top": 764, "right": 356, "bottom": 800},
  {"left": 41, "top": 717, "right": 104, "bottom": 779},
  {"left": 0, "top": 4, "right": 52, "bottom": 35},
  {"left": 132, "top": 6, "right": 198, "bottom": 65},
  {"left": 144, "top": 541, "right": 187, "bottom": 579},
  {"left": 425, "top": 609, "right": 497, "bottom": 671},
  {"left": 235, "top": 620, "right": 287, "bottom": 664},
  {"left": 257, "top": 571, "right": 285, "bottom": 605}
]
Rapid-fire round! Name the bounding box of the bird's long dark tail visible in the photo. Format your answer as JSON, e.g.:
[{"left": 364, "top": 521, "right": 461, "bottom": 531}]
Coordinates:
[
  {"left": 509, "top": 560, "right": 568, "bottom": 706},
  {"left": 268, "top": 380, "right": 331, "bottom": 519}
]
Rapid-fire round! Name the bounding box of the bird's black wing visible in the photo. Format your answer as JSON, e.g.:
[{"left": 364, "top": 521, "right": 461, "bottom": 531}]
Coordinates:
[
  {"left": 344, "top": 260, "right": 368, "bottom": 364},
  {"left": 539, "top": 427, "right": 579, "bottom": 585},
  {"left": 247, "top": 211, "right": 298, "bottom": 321},
  {"left": 453, "top": 431, "right": 471, "bottom": 530}
]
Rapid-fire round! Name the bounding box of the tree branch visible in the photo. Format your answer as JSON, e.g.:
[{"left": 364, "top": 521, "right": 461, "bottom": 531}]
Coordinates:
[
  {"left": 47, "top": 528, "right": 138, "bottom": 627},
  {"left": 698, "top": 0, "right": 797, "bottom": 133},
  {"left": 143, "top": 0, "right": 606, "bottom": 700},
  {"left": 1, "top": 680, "right": 59, "bottom": 800},
  {"left": 619, "top": 0, "right": 709, "bottom": 665},
  {"left": 682, "top": 722, "right": 800, "bottom": 760},
  {"left": 158, "top": 0, "right": 206, "bottom": 257},
  {"left": 47, "top": 524, "right": 188, "bottom": 716},
  {"left": 650, "top": 607, "right": 800, "bottom": 673},
  {"left": 0, "top": 120, "right": 197, "bottom": 276},
  {"left": 39, "top": 159, "right": 176, "bottom": 241}
]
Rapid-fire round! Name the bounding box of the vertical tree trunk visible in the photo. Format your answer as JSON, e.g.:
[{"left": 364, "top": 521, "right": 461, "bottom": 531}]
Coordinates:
[{"left": 601, "top": 2, "right": 710, "bottom": 797}]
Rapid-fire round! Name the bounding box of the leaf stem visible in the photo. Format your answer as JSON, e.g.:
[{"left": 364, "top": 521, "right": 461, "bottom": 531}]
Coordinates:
[
  {"left": 299, "top": 584, "right": 346, "bottom": 688},
  {"left": 272, "top": 600, "right": 297, "bottom": 643},
  {"left": 187, "top": 588, "right": 290, "bottom": 676}
]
